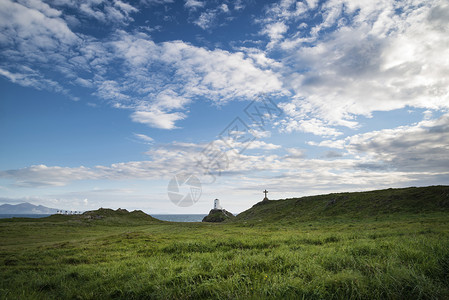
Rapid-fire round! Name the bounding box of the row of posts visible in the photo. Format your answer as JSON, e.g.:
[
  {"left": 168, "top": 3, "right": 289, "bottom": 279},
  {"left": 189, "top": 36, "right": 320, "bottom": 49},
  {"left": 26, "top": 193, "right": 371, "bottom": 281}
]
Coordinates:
[{"left": 56, "top": 210, "right": 81, "bottom": 215}]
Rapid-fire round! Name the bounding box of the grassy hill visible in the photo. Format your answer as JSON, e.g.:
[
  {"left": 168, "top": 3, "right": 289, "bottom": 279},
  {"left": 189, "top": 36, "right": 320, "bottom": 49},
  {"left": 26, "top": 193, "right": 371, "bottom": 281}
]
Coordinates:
[
  {"left": 76, "top": 208, "right": 162, "bottom": 225},
  {"left": 235, "top": 186, "right": 449, "bottom": 224},
  {"left": 0, "top": 208, "right": 162, "bottom": 226}
]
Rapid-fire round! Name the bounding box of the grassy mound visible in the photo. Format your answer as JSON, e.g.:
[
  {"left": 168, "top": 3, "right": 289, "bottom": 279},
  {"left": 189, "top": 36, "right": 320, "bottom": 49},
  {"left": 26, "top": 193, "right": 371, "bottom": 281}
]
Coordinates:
[
  {"left": 7, "top": 208, "right": 164, "bottom": 226},
  {"left": 235, "top": 185, "right": 449, "bottom": 224},
  {"left": 202, "top": 209, "right": 235, "bottom": 222},
  {"left": 77, "top": 208, "right": 161, "bottom": 225}
]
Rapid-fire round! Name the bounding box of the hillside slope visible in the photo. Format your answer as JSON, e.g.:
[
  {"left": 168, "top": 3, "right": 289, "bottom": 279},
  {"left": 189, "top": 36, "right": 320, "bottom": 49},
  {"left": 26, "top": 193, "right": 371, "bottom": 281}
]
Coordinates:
[
  {"left": 235, "top": 186, "right": 449, "bottom": 223},
  {"left": 79, "top": 208, "right": 162, "bottom": 225},
  {"left": 31, "top": 208, "right": 163, "bottom": 225}
]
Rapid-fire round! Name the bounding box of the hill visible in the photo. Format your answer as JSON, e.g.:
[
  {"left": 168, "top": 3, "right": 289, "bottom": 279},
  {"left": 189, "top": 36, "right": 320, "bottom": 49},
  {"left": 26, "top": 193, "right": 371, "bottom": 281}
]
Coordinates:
[
  {"left": 49, "top": 208, "right": 162, "bottom": 225},
  {"left": 0, "top": 202, "right": 59, "bottom": 214},
  {"left": 202, "top": 209, "right": 235, "bottom": 222},
  {"left": 235, "top": 185, "right": 449, "bottom": 224},
  {"left": 84, "top": 208, "right": 162, "bottom": 224}
]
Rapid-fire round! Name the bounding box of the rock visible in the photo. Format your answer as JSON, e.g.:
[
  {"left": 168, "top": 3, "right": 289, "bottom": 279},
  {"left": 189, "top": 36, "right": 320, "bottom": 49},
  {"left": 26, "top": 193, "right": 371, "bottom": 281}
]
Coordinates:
[{"left": 202, "top": 209, "right": 235, "bottom": 222}]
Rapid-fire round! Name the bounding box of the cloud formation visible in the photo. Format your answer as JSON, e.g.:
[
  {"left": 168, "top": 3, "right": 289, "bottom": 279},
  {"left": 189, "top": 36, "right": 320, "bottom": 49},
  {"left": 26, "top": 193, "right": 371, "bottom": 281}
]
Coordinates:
[
  {"left": 1, "top": 0, "right": 448, "bottom": 209},
  {"left": 257, "top": 0, "right": 449, "bottom": 136},
  {"left": 3, "top": 111, "right": 448, "bottom": 192},
  {"left": 311, "top": 113, "right": 449, "bottom": 173},
  {"left": 3, "top": 0, "right": 447, "bottom": 133},
  {"left": 0, "top": 1, "right": 284, "bottom": 129}
]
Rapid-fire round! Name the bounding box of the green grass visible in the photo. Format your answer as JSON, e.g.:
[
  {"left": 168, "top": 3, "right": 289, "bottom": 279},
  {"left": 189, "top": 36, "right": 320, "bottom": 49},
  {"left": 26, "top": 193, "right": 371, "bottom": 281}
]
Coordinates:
[
  {"left": 1, "top": 186, "right": 449, "bottom": 299},
  {"left": 234, "top": 186, "right": 449, "bottom": 224}
]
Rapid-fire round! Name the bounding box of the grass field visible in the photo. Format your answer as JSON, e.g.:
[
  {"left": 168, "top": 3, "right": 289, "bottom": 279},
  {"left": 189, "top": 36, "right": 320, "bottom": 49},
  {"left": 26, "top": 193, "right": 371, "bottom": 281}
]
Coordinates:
[{"left": 1, "top": 187, "right": 449, "bottom": 299}]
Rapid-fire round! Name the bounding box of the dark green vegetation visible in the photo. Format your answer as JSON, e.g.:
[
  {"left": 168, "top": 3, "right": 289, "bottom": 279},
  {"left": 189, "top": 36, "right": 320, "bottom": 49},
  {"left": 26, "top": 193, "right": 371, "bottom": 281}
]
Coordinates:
[
  {"left": 202, "top": 209, "right": 235, "bottom": 222},
  {"left": 236, "top": 185, "right": 449, "bottom": 223},
  {"left": 1, "top": 186, "right": 449, "bottom": 299}
]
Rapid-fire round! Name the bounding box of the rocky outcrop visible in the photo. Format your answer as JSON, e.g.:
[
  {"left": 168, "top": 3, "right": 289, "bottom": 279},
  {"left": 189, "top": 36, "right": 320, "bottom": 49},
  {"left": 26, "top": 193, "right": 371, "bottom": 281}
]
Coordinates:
[{"left": 202, "top": 209, "right": 235, "bottom": 222}]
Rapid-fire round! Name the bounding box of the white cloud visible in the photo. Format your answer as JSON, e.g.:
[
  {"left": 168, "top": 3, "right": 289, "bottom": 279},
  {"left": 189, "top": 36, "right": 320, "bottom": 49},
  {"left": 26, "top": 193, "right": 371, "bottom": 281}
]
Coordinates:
[
  {"left": 184, "top": 0, "right": 204, "bottom": 10},
  {"left": 285, "top": 148, "right": 305, "bottom": 158},
  {"left": 1, "top": 0, "right": 286, "bottom": 130},
  {"left": 189, "top": 2, "right": 233, "bottom": 30},
  {"left": 313, "top": 113, "right": 449, "bottom": 173},
  {"left": 0, "top": 68, "right": 68, "bottom": 94},
  {"left": 263, "top": 0, "right": 308, "bottom": 22},
  {"left": 2, "top": 0, "right": 448, "bottom": 149},
  {"left": 0, "top": 0, "right": 79, "bottom": 49},
  {"left": 73, "top": 77, "right": 93, "bottom": 88},
  {"left": 140, "top": 0, "right": 173, "bottom": 5},
  {"left": 17, "top": 0, "right": 62, "bottom": 17},
  {"left": 279, "top": 116, "right": 344, "bottom": 137},
  {"left": 114, "top": 0, "right": 138, "bottom": 14},
  {"left": 348, "top": 114, "right": 449, "bottom": 173},
  {"left": 218, "top": 138, "right": 281, "bottom": 151},
  {"left": 0, "top": 0, "right": 82, "bottom": 94},
  {"left": 154, "top": 90, "right": 191, "bottom": 110},
  {"left": 58, "top": 0, "right": 138, "bottom": 24},
  {"left": 307, "top": 139, "right": 345, "bottom": 150},
  {"left": 220, "top": 4, "right": 229, "bottom": 13},
  {"left": 252, "top": 0, "right": 448, "bottom": 137},
  {"left": 0, "top": 138, "right": 276, "bottom": 188},
  {"left": 131, "top": 110, "right": 186, "bottom": 130},
  {"left": 2, "top": 124, "right": 448, "bottom": 199},
  {"left": 305, "top": 0, "right": 319, "bottom": 9},
  {"left": 241, "top": 48, "right": 283, "bottom": 69},
  {"left": 194, "top": 11, "right": 217, "bottom": 29},
  {"left": 233, "top": 0, "right": 245, "bottom": 11},
  {"left": 249, "top": 129, "right": 271, "bottom": 139},
  {"left": 133, "top": 133, "right": 154, "bottom": 143},
  {"left": 95, "top": 80, "right": 131, "bottom": 102},
  {"left": 262, "top": 22, "right": 288, "bottom": 41},
  {"left": 0, "top": 164, "right": 98, "bottom": 187},
  {"left": 98, "top": 32, "right": 285, "bottom": 128}
]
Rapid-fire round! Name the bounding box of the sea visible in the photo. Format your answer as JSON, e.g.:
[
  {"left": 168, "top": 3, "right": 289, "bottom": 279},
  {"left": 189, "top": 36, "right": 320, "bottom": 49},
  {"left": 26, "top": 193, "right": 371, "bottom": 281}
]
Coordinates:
[
  {"left": 151, "top": 214, "right": 207, "bottom": 222},
  {"left": 0, "top": 214, "right": 207, "bottom": 222},
  {"left": 0, "top": 214, "right": 53, "bottom": 219}
]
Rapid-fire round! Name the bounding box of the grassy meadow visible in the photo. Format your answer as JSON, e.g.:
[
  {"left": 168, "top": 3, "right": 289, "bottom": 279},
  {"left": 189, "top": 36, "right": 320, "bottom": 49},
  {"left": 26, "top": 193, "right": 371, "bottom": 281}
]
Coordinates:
[{"left": 1, "top": 186, "right": 449, "bottom": 299}]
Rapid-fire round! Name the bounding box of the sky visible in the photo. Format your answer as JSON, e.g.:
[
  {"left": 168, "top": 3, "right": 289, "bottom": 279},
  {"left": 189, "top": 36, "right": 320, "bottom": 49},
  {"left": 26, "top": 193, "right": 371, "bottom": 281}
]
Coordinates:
[{"left": 0, "top": 0, "right": 448, "bottom": 214}]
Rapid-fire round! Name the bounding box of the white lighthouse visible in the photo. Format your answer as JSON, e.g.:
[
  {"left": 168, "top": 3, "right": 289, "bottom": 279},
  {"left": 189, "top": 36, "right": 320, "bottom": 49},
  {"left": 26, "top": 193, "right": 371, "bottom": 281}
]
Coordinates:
[{"left": 214, "top": 199, "right": 222, "bottom": 210}]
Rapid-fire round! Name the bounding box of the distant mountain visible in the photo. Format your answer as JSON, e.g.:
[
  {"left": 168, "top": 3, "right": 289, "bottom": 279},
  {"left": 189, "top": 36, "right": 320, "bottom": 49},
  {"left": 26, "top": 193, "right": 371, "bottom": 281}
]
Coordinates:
[{"left": 0, "top": 202, "right": 59, "bottom": 214}]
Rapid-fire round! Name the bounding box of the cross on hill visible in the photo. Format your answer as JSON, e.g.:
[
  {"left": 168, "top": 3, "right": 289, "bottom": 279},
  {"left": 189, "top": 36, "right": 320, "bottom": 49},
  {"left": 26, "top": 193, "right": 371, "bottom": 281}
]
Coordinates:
[{"left": 263, "top": 189, "right": 268, "bottom": 200}]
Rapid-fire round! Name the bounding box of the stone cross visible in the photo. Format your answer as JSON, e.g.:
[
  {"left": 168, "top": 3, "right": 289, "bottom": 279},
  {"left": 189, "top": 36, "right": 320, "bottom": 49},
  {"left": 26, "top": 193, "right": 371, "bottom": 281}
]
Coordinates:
[{"left": 263, "top": 189, "right": 268, "bottom": 198}]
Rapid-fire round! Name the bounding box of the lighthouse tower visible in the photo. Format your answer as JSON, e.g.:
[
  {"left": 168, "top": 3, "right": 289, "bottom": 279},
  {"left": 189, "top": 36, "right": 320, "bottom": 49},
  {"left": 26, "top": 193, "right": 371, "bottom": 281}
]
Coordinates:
[{"left": 214, "top": 199, "right": 222, "bottom": 210}]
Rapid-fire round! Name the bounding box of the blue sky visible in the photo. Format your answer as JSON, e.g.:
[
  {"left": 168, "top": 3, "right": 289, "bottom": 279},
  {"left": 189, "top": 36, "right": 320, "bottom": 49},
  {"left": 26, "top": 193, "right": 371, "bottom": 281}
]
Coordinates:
[{"left": 1, "top": 0, "right": 448, "bottom": 214}]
